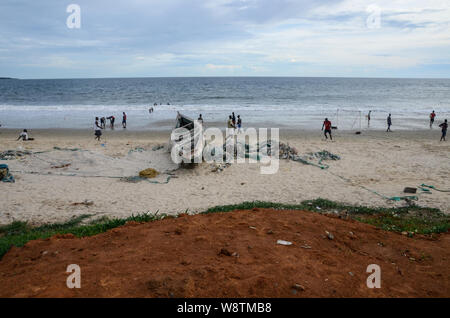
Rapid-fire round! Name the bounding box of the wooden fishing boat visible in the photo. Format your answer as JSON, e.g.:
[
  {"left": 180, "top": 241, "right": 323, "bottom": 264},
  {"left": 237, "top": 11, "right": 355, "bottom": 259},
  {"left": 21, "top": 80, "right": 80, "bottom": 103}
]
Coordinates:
[{"left": 169, "top": 112, "right": 204, "bottom": 164}]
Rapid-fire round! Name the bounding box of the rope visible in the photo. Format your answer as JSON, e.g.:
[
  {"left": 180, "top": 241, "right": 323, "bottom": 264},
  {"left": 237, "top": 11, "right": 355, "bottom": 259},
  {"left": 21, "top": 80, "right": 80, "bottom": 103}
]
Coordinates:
[
  {"left": 9, "top": 170, "right": 175, "bottom": 184},
  {"left": 326, "top": 170, "right": 419, "bottom": 202},
  {"left": 420, "top": 184, "right": 450, "bottom": 193}
]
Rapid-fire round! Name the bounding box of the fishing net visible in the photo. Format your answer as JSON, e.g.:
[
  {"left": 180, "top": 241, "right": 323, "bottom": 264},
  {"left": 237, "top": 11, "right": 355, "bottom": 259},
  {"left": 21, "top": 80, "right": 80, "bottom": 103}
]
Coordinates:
[{"left": 5, "top": 146, "right": 178, "bottom": 183}]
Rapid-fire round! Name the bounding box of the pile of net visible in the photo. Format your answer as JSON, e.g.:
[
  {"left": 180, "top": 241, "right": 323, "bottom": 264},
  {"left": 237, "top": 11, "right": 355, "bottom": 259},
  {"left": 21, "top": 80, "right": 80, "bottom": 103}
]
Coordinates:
[
  {"left": 211, "top": 138, "right": 340, "bottom": 170},
  {"left": 0, "top": 150, "right": 32, "bottom": 160},
  {"left": 279, "top": 143, "right": 340, "bottom": 169}
]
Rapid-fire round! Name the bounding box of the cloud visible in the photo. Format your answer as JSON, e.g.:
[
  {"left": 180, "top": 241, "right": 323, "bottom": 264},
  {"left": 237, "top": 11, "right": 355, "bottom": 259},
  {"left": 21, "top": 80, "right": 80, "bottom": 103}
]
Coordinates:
[
  {"left": 0, "top": 0, "right": 449, "bottom": 78},
  {"left": 206, "top": 64, "right": 242, "bottom": 70}
]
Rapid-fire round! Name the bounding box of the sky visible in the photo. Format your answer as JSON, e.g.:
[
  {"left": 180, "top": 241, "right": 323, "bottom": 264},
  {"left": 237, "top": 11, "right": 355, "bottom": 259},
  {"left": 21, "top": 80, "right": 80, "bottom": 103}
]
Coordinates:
[{"left": 0, "top": 0, "right": 449, "bottom": 79}]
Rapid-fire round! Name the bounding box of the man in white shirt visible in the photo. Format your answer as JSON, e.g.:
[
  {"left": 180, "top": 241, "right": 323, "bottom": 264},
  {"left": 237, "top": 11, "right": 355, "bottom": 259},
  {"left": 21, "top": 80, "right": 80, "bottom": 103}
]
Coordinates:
[{"left": 17, "top": 129, "right": 34, "bottom": 141}]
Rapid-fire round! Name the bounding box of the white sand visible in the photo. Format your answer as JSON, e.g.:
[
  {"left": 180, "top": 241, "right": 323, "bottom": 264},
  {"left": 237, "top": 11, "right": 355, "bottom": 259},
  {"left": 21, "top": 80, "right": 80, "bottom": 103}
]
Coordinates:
[{"left": 1, "top": 128, "right": 449, "bottom": 225}]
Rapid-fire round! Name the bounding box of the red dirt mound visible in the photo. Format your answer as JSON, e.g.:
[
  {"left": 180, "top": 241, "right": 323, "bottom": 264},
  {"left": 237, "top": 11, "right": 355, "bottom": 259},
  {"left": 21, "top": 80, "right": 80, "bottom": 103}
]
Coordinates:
[{"left": 0, "top": 209, "right": 448, "bottom": 297}]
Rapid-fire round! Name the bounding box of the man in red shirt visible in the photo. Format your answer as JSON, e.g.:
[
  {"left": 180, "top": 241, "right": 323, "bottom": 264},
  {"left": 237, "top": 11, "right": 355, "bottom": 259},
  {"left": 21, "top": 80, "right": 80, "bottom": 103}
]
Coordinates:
[
  {"left": 322, "top": 118, "right": 333, "bottom": 140},
  {"left": 430, "top": 111, "right": 436, "bottom": 128}
]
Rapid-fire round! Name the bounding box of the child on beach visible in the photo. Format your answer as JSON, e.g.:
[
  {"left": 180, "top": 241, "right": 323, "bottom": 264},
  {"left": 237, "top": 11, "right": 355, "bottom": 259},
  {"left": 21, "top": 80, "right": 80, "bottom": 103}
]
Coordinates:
[
  {"left": 439, "top": 119, "right": 448, "bottom": 141},
  {"left": 100, "top": 117, "right": 106, "bottom": 129},
  {"left": 387, "top": 114, "right": 392, "bottom": 132},
  {"left": 322, "top": 118, "right": 332, "bottom": 140},
  {"left": 16, "top": 129, "right": 34, "bottom": 141},
  {"left": 94, "top": 117, "right": 102, "bottom": 141},
  {"left": 430, "top": 111, "right": 436, "bottom": 128}
]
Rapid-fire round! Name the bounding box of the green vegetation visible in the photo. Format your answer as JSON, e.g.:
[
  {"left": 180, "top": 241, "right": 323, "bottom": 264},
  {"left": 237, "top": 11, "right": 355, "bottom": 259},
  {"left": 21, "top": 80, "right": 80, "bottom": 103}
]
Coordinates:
[
  {"left": 0, "top": 199, "right": 448, "bottom": 259},
  {"left": 0, "top": 213, "right": 168, "bottom": 260}
]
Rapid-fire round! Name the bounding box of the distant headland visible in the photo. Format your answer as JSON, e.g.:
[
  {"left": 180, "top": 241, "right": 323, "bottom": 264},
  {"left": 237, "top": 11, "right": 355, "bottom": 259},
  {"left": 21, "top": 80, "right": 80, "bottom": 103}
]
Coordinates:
[{"left": 0, "top": 77, "right": 17, "bottom": 80}]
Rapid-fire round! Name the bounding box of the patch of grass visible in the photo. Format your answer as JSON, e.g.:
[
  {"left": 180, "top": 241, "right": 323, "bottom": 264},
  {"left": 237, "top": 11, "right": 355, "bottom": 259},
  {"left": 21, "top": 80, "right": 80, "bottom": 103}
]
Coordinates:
[
  {"left": 0, "top": 212, "right": 167, "bottom": 260},
  {"left": 201, "top": 199, "right": 449, "bottom": 235},
  {"left": 0, "top": 199, "right": 448, "bottom": 260}
]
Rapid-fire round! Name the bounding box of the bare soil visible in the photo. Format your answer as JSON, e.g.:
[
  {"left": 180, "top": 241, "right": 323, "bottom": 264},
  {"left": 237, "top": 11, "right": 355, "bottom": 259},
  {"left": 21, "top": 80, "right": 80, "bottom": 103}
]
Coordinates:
[{"left": 0, "top": 209, "right": 448, "bottom": 297}]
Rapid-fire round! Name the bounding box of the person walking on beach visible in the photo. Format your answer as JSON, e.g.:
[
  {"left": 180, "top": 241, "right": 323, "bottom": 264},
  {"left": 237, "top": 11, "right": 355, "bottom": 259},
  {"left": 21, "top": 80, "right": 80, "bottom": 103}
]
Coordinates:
[
  {"left": 322, "top": 118, "right": 333, "bottom": 140},
  {"left": 94, "top": 117, "right": 102, "bottom": 141},
  {"left": 237, "top": 115, "right": 242, "bottom": 133},
  {"left": 122, "top": 112, "right": 127, "bottom": 129},
  {"left": 367, "top": 110, "right": 372, "bottom": 127},
  {"left": 231, "top": 112, "right": 236, "bottom": 127},
  {"left": 386, "top": 114, "right": 392, "bottom": 132},
  {"left": 430, "top": 111, "right": 436, "bottom": 128},
  {"left": 439, "top": 119, "right": 448, "bottom": 141},
  {"left": 16, "top": 129, "right": 34, "bottom": 141}
]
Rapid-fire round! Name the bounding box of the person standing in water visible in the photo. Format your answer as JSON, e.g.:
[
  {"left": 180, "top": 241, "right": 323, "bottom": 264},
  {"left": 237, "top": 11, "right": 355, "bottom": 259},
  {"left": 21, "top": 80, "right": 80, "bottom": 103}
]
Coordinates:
[
  {"left": 367, "top": 110, "right": 372, "bottom": 127},
  {"left": 439, "top": 119, "right": 448, "bottom": 141},
  {"left": 430, "top": 111, "right": 436, "bottom": 128},
  {"left": 94, "top": 117, "right": 102, "bottom": 141},
  {"left": 122, "top": 112, "right": 127, "bottom": 129},
  {"left": 322, "top": 118, "right": 332, "bottom": 140},
  {"left": 386, "top": 114, "right": 392, "bottom": 132}
]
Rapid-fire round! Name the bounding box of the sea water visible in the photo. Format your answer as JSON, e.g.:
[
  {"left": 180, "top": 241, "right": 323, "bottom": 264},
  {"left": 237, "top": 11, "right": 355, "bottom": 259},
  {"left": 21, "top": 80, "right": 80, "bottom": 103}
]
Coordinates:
[{"left": 0, "top": 77, "right": 449, "bottom": 130}]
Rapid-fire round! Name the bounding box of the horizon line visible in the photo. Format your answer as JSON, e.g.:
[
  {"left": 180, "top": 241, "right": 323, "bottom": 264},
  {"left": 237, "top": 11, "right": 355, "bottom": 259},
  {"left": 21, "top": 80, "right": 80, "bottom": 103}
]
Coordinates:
[{"left": 4, "top": 75, "right": 450, "bottom": 80}]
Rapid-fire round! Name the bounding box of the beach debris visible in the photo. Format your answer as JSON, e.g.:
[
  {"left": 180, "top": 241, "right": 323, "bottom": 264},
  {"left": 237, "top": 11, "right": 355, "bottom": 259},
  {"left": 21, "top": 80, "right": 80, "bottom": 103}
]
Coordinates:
[
  {"left": 210, "top": 163, "right": 231, "bottom": 173},
  {"left": 0, "top": 164, "right": 15, "bottom": 183},
  {"left": 51, "top": 163, "right": 71, "bottom": 169},
  {"left": 277, "top": 240, "right": 293, "bottom": 246},
  {"left": 71, "top": 199, "right": 94, "bottom": 207},
  {"left": 325, "top": 231, "right": 334, "bottom": 240},
  {"left": 403, "top": 187, "right": 417, "bottom": 194},
  {"left": 300, "top": 244, "right": 312, "bottom": 249},
  {"left": 0, "top": 150, "right": 32, "bottom": 160},
  {"left": 278, "top": 143, "right": 341, "bottom": 169},
  {"left": 219, "top": 248, "right": 232, "bottom": 256},
  {"left": 128, "top": 147, "right": 146, "bottom": 154},
  {"left": 292, "top": 283, "right": 305, "bottom": 291},
  {"left": 266, "top": 229, "right": 274, "bottom": 235},
  {"left": 152, "top": 145, "right": 165, "bottom": 151},
  {"left": 348, "top": 272, "right": 354, "bottom": 277},
  {"left": 139, "top": 168, "right": 160, "bottom": 179}
]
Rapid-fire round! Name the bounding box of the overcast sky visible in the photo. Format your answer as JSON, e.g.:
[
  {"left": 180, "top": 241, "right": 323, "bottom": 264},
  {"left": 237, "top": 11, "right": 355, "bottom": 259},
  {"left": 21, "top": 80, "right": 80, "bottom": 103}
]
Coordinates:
[{"left": 0, "top": 0, "right": 449, "bottom": 79}]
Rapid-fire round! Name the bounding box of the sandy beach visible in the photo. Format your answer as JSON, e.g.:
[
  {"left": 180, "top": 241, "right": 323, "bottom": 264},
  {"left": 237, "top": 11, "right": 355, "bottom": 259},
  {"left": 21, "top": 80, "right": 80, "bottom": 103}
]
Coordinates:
[{"left": 1, "top": 127, "right": 449, "bottom": 225}]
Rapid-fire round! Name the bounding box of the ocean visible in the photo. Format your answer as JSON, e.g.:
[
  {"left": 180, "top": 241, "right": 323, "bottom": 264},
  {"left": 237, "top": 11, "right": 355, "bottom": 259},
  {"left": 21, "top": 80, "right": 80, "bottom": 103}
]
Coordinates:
[{"left": 0, "top": 77, "right": 449, "bottom": 130}]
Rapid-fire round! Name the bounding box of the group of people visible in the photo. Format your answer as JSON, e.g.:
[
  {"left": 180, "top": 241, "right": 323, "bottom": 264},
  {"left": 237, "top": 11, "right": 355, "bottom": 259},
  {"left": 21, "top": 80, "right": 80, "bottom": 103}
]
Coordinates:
[
  {"left": 321, "top": 110, "right": 448, "bottom": 142},
  {"left": 227, "top": 112, "right": 242, "bottom": 134},
  {"left": 94, "top": 112, "right": 127, "bottom": 140},
  {"left": 427, "top": 110, "right": 447, "bottom": 140}
]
